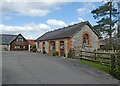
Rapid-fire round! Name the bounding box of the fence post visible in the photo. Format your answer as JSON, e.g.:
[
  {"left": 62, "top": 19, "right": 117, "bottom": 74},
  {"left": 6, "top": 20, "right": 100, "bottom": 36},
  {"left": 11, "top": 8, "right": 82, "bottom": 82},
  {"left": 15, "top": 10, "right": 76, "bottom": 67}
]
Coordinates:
[
  {"left": 94, "top": 50, "right": 97, "bottom": 61},
  {"left": 111, "top": 54, "right": 116, "bottom": 76}
]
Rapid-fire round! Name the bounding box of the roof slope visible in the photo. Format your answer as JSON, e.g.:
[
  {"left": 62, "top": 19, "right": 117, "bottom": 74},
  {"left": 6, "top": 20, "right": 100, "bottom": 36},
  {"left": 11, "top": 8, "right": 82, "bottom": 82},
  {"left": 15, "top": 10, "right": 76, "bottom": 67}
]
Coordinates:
[
  {"left": 0, "top": 34, "right": 17, "bottom": 45},
  {"left": 36, "top": 21, "right": 100, "bottom": 41}
]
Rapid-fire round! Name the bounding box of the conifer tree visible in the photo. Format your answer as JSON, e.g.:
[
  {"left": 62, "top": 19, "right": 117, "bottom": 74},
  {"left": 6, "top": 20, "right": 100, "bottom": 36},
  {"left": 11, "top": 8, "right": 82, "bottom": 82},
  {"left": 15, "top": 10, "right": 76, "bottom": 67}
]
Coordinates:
[{"left": 91, "top": 1, "right": 118, "bottom": 45}]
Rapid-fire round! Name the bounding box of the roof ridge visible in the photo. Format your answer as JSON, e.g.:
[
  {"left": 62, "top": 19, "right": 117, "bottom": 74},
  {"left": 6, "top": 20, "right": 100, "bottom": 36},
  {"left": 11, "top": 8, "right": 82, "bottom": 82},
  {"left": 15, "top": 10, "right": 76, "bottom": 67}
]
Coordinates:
[
  {"left": 36, "top": 21, "right": 89, "bottom": 41},
  {"left": 47, "top": 21, "right": 88, "bottom": 33},
  {"left": 0, "top": 34, "right": 17, "bottom": 36}
]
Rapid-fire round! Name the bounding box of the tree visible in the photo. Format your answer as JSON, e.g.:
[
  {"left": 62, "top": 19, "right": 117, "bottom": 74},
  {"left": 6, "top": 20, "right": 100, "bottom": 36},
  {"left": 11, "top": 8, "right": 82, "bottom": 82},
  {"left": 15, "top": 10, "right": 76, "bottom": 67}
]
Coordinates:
[
  {"left": 117, "top": 1, "right": 120, "bottom": 38},
  {"left": 91, "top": 1, "right": 118, "bottom": 46}
]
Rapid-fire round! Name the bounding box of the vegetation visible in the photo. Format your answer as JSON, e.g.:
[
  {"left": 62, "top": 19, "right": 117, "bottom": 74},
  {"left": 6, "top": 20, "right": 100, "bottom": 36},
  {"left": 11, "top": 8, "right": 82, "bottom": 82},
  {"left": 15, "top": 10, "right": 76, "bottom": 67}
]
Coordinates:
[
  {"left": 80, "top": 60, "right": 111, "bottom": 73},
  {"left": 52, "top": 51, "right": 59, "bottom": 56},
  {"left": 117, "top": 2, "right": 120, "bottom": 38},
  {"left": 80, "top": 51, "right": 120, "bottom": 80},
  {"left": 32, "top": 45, "right": 37, "bottom": 52},
  {"left": 101, "top": 43, "right": 120, "bottom": 50},
  {"left": 91, "top": 2, "right": 118, "bottom": 46},
  {"left": 91, "top": 2, "right": 120, "bottom": 80},
  {"left": 115, "top": 51, "right": 120, "bottom": 80},
  {"left": 43, "top": 50, "right": 46, "bottom": 54},
  {"left": 67, "top": 48, "right": 74, "bottom": 58}
]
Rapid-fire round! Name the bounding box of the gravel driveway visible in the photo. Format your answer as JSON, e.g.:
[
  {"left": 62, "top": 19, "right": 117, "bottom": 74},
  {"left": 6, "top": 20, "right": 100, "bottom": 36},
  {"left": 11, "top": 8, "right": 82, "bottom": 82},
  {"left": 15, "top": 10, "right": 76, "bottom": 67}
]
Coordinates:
[{"left": 2, "top": 51, "right": 119, "bottom": 84}]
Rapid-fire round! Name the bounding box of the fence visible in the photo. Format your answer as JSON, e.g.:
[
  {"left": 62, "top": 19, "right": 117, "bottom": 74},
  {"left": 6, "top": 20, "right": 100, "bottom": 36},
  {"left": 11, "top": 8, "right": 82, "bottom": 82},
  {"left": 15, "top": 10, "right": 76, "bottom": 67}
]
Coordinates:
[
  {"left": 71, "top": 46, "right": 120, "bottom": 79},
  {"left": 75, "top": 50, "right": 114, "bottom": 66}
]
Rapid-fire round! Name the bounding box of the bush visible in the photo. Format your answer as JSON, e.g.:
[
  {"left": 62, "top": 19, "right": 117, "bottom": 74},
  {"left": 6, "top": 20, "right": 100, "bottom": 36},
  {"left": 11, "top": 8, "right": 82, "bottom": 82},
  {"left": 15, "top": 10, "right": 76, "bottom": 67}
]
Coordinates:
[
  {"left": 115, "top": 51, "right": 120, "bottom": 80},
  {"left": 100, "top": 44, "right": 120, "bottom": 50},
  {"left": 67, "top": 48, "right": 74, "bottom": 58},
  {"left": 43, "top": 50, "right": 46, "bottom": 54},
  {"left": 32, "top": 45, "right": 37, "bottom": 52},
  {"left": 52, "top": 51, "right": 58, "bottom": 56}
]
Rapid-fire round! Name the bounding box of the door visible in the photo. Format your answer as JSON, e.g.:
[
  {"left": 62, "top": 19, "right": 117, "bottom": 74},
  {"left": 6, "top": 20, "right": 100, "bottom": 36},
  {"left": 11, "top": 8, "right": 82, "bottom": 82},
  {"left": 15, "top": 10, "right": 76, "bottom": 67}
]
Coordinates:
[{"left": 60, "top": 41, "right": 64, "bottom": 56}]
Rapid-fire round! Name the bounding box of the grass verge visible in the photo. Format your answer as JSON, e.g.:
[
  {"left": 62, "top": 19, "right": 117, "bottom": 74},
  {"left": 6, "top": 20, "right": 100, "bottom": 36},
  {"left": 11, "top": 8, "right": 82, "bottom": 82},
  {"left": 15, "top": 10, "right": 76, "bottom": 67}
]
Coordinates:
[{"left": 80, "top": 60, "right": 111, "bottom": 74}]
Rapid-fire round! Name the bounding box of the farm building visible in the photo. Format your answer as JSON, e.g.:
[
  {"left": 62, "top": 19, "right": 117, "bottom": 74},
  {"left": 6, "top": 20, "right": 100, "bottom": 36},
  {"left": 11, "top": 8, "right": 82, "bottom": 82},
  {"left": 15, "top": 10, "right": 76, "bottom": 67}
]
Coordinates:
[
  {"left": 0, "top": 34, "right": 29, "bottom": 51},
  {"left": 27, "top": 40, "right": 35, "bottom": 51},
  {"left": 35, "top": 21, "right": 101, "bottom": 57}
]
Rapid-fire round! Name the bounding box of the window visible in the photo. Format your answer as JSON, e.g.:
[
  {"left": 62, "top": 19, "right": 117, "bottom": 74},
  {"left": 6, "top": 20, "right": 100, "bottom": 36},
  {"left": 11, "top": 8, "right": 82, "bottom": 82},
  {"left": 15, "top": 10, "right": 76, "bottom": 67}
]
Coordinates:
[
  {"left": 16, "top": 38, "right": 24, "bottom": 42},
  {"left": 83, "top": 34, "right": 89, "bottom": 45},
  {"left": 15, "top": 46, "right": 20, "bottom": 49},
  {"left": 15, "top": 46, "right": 26, "bottom": 49},
  {"left": 23, "top": 46, "right": 26, "bottom": 49}
]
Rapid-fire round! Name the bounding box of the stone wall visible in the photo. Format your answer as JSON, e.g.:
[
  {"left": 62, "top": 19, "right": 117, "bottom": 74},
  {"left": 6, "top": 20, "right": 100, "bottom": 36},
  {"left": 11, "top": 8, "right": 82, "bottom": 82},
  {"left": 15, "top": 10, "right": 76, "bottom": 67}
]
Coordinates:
[
  {"left": 45, "top": 41, "right": 49, "bottom": 53},
  {"left": 40, "top": 42, "right": 42, "bottom": 52},
  {"left": 72, "top": 25, "right": 99, "bottom": 50},
  {"left": 0, "top": 45, "right": 10, "bottom": 51},
  {"left": 56, "top": 41, "right": 59, "bottom": 52}
]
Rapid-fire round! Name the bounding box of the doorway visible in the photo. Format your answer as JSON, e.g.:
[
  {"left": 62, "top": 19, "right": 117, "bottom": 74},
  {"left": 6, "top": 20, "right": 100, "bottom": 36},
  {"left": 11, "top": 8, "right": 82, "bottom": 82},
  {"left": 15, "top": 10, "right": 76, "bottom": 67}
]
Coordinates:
[{"left": 60, "top": 41, "right": 65, "bottom": 56}]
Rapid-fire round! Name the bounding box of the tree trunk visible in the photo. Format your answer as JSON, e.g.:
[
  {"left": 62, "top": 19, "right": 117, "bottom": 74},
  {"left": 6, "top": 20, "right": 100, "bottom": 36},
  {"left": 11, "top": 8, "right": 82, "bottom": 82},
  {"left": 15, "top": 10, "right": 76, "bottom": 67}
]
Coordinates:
[
  {"left": 118, "top": 25, "right": 120, "bottom": 38},
  {"left": 118, "top": 2, "right": 120, "bottom": 38},
  {"left": 109, "top": 2, "right": 112, "bottom": 49}
]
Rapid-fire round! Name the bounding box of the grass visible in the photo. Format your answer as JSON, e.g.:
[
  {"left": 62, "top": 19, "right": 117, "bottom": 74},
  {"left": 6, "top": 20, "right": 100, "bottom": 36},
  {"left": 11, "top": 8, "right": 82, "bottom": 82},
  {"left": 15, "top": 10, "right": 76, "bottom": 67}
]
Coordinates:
[{"left": 80, "top": 60, "right": 111, "bottom": 74}]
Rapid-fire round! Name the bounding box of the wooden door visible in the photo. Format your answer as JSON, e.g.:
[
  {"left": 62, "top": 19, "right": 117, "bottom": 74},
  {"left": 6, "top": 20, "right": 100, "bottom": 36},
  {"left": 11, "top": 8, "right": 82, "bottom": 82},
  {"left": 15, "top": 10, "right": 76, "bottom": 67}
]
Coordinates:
[{"left": 60, "top": 41, "right": 64, "bottom": 56}]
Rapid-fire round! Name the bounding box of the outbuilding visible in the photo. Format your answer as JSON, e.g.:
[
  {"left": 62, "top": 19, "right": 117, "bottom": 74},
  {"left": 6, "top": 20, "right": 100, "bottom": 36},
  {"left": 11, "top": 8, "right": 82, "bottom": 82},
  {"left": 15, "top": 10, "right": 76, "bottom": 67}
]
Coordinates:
[{"left": 35, "top": 21, "right": 101, "bottom": 57}]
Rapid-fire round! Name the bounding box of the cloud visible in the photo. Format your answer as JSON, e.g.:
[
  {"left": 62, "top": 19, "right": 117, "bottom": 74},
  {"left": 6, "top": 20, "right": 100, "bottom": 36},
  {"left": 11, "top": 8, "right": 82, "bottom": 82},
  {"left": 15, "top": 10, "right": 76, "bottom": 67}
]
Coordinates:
[
  {"left": 69, "top": 17, "right": 85, "bottom": 25},
  {"left": 78, "top": 17, "right": 85, "bottom": 22},
  {"left": 47, "top": 19, "right": 67, "bottom": 27},
  {"left": 77, "top": 3, "right": 96, "bottom": 15},
  {"left": 0, "top": 23, "right": 50, "bottom": 33},
  {"left": 0, "top": 23, "right": 50, "bottom": 39},
  {"left": 1, "top": 2, "right": 65, "bottom": 17},
  {"left": 1, "top": 23, "right": 50, "bottom": 32},
  {"left": 19, "top": 8, "right": 50, "bottom": 17},
  {"left": 3, "top": 16, "right": 12, "bottom": 21}
]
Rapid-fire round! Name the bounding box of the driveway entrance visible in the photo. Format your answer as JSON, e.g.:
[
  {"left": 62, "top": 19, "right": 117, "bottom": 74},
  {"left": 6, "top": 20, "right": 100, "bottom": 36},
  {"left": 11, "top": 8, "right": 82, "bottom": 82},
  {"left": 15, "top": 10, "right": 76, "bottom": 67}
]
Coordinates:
[{"left": 2, "top": 51, "right": 118, "bottom": 84}]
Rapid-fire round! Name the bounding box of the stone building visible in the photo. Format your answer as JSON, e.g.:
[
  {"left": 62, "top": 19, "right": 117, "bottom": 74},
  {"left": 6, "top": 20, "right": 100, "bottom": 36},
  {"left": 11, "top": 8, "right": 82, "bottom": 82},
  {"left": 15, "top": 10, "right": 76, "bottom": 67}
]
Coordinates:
[
  {"left": 0, "top": 34, "right": 29, "bottom": 51},
  {"left": 35, "top": 21, "right": 101, "bottom": 57}
]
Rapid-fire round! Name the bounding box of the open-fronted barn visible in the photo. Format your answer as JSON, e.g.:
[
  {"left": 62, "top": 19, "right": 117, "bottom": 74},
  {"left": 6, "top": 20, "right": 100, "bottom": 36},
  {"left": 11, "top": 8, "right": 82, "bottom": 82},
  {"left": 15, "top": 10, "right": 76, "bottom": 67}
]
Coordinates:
[{"left": 35, "top": 21, "right": 101, "bottom": 57}]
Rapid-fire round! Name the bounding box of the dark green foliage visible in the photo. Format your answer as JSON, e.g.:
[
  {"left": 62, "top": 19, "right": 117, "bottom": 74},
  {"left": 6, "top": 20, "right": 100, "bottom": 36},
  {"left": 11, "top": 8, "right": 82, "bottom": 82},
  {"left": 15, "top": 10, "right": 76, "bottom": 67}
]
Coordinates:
[
  {"left": 52, "top": 51, "right": 58, "bottom": 56},
  {"left": 101, "top": 44, "right": 120, "bottom": 50},
  {"left": 32, "top": 45, "right": 37, "bottom": 52},
  {"left": 43, "top": 50, "right": 46, "bottom": 54},
  {"left": 115, "top": 51, "right": 120, "bottom": 80},
  {"left": 91, "top": 2, "right": 118, "bottom": 40},
  {"left": 67, "top": 48, "right": 74, "bottom": 58},
  {"left": 117, "top": 2, "right": 120, "bottom": 38}
]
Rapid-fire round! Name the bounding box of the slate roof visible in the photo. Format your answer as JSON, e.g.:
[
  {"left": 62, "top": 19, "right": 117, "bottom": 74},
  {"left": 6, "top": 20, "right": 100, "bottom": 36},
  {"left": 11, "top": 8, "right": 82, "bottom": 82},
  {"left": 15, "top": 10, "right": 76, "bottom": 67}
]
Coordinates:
[
  {"left": 36, "top": 21, "right": 100, "bottom": 41},
  {"left": 0, "top": 34, "right": 17, "bottom": 45}
]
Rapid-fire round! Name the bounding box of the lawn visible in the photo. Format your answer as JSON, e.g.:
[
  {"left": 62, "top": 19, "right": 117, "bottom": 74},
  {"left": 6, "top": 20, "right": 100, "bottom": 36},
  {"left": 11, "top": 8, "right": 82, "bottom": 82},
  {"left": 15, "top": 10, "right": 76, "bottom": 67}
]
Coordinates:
[{"left": 80, "top": 60, "right": 111, "bottom": 74}]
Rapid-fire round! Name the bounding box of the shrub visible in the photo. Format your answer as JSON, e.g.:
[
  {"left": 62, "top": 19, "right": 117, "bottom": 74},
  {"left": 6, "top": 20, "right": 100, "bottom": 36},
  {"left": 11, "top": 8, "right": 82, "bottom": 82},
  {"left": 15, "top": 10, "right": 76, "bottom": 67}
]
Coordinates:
[
  {"left": 52, "top": 51, "right": 58, "bottom": 56},
  {"left": 64, "top": 53, "right": 66, "bottom": 57},
  {"left": 115, "top": 51, "right": 120, "bottom": 80},
  {"left": 43, "top": 50, "right": 46, "bottom": 54},
  {"left": 32, "top": 45, "right": 37, "bottom": 52},
  {"left": 100, "top": 44, "right": 120, "bottom": 50},
  {"left": 67, "top": 48, "right": 74, "bottom": 58}
]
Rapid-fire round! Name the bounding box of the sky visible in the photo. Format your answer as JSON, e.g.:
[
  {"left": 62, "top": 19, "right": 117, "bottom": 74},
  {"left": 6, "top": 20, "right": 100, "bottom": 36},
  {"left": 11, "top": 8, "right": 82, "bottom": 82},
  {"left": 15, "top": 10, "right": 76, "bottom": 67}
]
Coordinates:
[{"left": 0, "top": 1, "right": 107, "bottom": 39}]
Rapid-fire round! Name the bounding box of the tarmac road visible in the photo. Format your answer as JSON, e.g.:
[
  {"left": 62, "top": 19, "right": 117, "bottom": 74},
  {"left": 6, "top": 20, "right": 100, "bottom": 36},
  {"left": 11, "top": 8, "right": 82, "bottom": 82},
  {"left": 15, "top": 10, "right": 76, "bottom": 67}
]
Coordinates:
[{"left": 2, "top": 51, "right": 119, "bottom": 84}]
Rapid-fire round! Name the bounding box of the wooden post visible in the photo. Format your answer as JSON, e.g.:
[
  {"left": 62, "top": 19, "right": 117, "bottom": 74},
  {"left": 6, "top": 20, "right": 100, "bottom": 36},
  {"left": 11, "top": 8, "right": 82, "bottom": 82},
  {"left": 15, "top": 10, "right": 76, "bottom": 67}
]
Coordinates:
[
  {"left": 111, "top": 54, "right": 116, "bottom": 76},
  {"left": 94, "top": 52, "right": 96, "bottom": 61}
]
